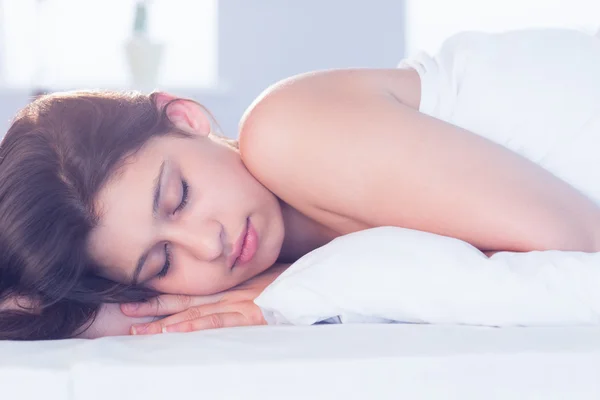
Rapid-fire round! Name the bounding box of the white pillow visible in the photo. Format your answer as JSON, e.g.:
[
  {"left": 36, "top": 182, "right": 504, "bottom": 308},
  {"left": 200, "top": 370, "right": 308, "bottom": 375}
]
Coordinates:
[{"left": 255, "top": 227, "right": 600, "bottom": 327}]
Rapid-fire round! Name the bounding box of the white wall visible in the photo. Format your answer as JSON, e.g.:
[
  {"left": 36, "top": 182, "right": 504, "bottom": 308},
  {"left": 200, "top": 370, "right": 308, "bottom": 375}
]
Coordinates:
[{"left": 0, "top": 0, "right": 406, "bottom": 138}]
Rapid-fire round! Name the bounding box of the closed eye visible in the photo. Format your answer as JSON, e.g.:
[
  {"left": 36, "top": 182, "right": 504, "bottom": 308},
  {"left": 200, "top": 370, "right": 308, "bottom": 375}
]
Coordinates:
[
  {"left": 174, "top": 179, "right": 189, "bottom": 214},
  {"left": 157, "top": 179, "right": 188, "bottom": 280}
]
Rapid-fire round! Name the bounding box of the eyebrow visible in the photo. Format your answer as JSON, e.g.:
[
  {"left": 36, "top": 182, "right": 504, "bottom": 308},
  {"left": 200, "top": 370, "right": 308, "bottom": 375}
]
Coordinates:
[{"left": 131, "top": 160, "right": 166, "bottom": 285}]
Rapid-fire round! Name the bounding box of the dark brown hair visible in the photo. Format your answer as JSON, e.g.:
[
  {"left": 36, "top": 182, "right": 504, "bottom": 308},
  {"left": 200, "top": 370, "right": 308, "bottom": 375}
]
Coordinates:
[{"left": 0, "top": 90, "right": 233, "bottom": 340}]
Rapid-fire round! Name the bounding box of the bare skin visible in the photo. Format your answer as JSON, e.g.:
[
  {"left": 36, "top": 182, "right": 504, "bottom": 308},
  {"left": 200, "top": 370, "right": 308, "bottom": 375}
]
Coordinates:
[{"left": 82, "top": 68, "right": 600, "bottom": 337}]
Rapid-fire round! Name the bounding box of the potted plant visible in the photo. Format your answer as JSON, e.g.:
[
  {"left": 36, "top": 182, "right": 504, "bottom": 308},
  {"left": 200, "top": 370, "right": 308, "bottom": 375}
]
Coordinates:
[{"left": 124, "top": 0, "right": 164, "bottom": 91}]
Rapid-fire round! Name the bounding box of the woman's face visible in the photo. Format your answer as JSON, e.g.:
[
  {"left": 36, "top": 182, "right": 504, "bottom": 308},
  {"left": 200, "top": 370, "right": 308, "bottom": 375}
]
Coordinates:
[{"left": 87, "top": 105, "right": 284, "bottom": 295}]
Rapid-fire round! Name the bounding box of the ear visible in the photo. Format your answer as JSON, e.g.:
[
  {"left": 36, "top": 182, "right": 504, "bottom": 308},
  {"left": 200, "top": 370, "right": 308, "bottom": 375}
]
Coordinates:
[{"left": 153, "top": 92, "right": 212, "bottom": 137}]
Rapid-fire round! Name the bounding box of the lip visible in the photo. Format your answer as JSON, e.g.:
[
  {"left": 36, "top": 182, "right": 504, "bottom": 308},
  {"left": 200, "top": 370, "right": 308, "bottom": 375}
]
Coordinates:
[{"left": 228, "top": 218, "right": 258, "bottom": 269}]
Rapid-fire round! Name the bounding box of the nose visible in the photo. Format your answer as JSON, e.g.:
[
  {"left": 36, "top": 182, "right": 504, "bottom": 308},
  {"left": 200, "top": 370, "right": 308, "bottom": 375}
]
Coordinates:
[{"left": 163, "top": 219, "right": 224, "bottom": 262}]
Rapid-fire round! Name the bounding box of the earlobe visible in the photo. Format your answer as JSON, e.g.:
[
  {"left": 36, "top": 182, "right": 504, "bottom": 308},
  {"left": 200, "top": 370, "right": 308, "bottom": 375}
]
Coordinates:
[{"left": 152, "top": 91, "right": 212, "bottom": 137}]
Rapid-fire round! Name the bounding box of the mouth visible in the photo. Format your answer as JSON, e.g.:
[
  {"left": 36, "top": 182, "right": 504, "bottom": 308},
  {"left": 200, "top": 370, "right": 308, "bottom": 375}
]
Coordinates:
[{"left": 229, "top": 217, "right": 258, "bottom": 269}]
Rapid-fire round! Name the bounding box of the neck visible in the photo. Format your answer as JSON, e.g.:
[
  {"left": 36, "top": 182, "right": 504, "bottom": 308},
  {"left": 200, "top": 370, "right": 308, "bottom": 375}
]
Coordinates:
[{"left": 276, "top": 200, "right": 335, "bottom": 264}]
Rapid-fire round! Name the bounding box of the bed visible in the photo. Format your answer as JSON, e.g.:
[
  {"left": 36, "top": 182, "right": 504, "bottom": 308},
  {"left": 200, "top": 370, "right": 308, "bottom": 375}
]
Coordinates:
[
  {"left": 2, "top": 323, "right": 600, "bottom": 399},
  {"left": 4, "top": 24, "right": 600, "bottom": 400}
]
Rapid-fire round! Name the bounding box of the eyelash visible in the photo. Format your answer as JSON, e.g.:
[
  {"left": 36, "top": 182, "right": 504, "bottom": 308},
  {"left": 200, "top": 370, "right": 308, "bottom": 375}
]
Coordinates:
[
  {"left": 158, "top": 243, "right": 171, "bottom": 279},
  {"left": 173, "top": 179, "right": 189, "bottom": 214},
  {"left": 158, "top": 179, "right": 188, "bottom": 279}
]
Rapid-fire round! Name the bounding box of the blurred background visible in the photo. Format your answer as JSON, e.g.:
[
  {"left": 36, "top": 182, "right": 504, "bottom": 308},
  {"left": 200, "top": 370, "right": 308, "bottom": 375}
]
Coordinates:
[{"left": 0, "top": 0, "right": 599, "bottom": 138}]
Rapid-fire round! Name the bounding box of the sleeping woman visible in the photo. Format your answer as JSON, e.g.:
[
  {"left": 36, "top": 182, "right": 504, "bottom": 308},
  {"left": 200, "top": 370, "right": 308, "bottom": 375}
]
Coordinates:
[{"left": 2, "top": 28, "right": 600, "bottom": 340}]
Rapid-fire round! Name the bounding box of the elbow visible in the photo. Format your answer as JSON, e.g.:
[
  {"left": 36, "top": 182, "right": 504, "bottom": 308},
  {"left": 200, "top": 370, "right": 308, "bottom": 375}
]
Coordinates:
[
  {"left": 562, "top": 217, "right": 600, "bottom": 253},
  {"left": 528, "top": 224, "right": 600, "bottom": 253},
  {"left": 571, "top": 230, "right": 600, "bottom": 253}
]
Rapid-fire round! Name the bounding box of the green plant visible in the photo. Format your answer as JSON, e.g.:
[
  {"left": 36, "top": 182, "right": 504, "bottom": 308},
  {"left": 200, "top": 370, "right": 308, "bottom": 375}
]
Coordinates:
[{"left": 133, "top": 1, "right": 148, "bottom": 35}]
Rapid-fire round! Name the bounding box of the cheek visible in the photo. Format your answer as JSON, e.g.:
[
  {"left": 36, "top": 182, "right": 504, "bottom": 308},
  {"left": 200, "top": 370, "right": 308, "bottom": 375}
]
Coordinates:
[{"left": 209, "top": 153, "right": 263, "bottom": 199}]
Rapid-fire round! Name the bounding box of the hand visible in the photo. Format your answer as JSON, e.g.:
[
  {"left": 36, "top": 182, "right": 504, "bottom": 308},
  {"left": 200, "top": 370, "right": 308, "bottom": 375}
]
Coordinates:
[
  {"left": 121, "top": 264, "right": 289, "bottom": 335},
  {"left": 76, "top": 303, "right": 157, "bottom": 339}
]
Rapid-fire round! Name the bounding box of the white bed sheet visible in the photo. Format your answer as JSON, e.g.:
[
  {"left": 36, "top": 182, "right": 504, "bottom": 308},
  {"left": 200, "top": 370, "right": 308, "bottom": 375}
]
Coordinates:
[{"left": 2, "top": 324, "right": 600, "bottom": 400}]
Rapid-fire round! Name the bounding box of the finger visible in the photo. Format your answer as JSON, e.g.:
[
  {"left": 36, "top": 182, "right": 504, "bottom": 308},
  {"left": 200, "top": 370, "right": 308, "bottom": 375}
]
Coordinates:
[
  {"left": 130, "top": 301, "right": 240, "bottom": 335},
  {"left": 121, "top": 292, "right": 224, "bottom": 317},
  {"left": 165, "top": 312, "right": 250, "bottom": 333},
  {"left": 130, "top": 301, "right": 264, "bottom": 335}
]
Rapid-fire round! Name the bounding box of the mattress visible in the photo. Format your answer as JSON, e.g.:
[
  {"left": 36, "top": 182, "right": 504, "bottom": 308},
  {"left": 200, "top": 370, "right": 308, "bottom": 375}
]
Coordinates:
[{"left": 2, "top": 323, "right": 600, "bottom": 400}]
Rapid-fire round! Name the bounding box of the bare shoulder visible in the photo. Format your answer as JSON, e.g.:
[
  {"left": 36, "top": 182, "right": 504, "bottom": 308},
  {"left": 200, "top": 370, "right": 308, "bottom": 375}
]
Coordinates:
[
  {"left": 238, "top": 69, "right": 355, "bottom": 209},
  {"left": 238, "top": 68, "right": 420, "bottom": 203},
  {"left": 239, "top": 68, "right": 419, "bottom": 140}
]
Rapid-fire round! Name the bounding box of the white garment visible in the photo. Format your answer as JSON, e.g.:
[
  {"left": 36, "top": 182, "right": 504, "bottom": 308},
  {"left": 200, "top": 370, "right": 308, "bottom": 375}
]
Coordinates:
[{"left": 400, "top": 28, "right": 600, "bottom": 204}]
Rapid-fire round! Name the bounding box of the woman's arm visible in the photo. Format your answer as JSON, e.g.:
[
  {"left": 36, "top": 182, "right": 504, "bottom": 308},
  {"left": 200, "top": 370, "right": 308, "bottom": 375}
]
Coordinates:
[
  {"left": 240, "top": 68, "right": 600, "bottom": 253},
  {"left": 120, "top": 264, "right": 290, "bottom": 335}
]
